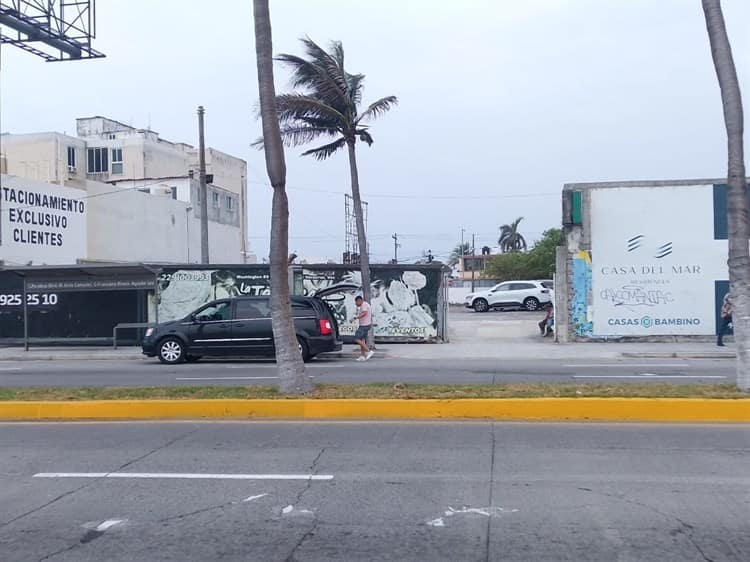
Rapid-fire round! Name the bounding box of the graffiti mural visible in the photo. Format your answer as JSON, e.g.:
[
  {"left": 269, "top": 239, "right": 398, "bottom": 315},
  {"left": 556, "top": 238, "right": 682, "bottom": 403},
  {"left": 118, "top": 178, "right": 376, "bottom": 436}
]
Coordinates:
[
  {"left": 156, "top": 267, "right": 271, "bottom": 322},
  {"left": 299, "top": 267, "right": 441, "bottom": 340},
  {"left": 571, "top": 251, "right": 593, "bottom": 337}
]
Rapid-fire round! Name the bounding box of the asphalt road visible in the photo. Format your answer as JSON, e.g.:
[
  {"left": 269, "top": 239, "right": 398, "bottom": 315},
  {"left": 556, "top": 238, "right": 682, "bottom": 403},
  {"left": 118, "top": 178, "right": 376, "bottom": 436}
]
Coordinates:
[
  {"left": 0, "top": 356, "right": 734, "bottom": 387},
  {"left": 0, "top": 421, "right": 748, "bottom": 561}
]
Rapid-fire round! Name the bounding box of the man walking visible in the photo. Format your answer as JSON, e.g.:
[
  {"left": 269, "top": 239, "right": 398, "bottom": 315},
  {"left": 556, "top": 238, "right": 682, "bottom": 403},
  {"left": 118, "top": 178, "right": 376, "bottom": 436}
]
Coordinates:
[
  {"left": 717, "top": 292, "right": 733, "bottom": 347},
  {"left": 352, "top": 295, "right": 374, "bottom": 361}
]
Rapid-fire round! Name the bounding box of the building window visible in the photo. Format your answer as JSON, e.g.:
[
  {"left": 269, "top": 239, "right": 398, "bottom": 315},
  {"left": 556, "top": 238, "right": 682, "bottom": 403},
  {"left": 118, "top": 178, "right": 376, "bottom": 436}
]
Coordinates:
[
  {"left": 463, "top": 257, "right": 486, "bottom": 272},
  {"left": 66, "top": 146, "right": 76, "bottom": 171},
  {"left": 108, "top": 133, "right": 116, "bottom": 140},
  {"left": 212, "top": 192, "right": 219, "bottom": 208},
  {"left": 86, "top": 147, "right": 109, "bottom": 173},
  {"left": 111, "top": 148, "right": 123, "bottom": 174},
  {"left": 225, "top": 195, "right": 233, "bottom": 210}
]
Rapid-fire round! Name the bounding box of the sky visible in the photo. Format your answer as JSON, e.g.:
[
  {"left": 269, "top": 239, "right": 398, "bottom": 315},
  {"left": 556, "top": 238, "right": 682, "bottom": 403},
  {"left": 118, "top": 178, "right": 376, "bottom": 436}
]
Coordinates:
[{"left": 1, "top": 0, "right": 749, "bottom": 264}]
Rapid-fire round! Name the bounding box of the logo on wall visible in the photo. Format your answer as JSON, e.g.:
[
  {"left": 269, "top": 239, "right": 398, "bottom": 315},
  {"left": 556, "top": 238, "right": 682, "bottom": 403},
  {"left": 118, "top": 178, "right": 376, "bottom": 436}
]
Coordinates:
[
  {"left": 626, "top": 235, "right": 673, "bottom": 259},
  {"left": 655, "top": 242, "right": 673, "bottom": 259},
  {"left": 627, "top": 235, "right": 644, "bottom": 252}
]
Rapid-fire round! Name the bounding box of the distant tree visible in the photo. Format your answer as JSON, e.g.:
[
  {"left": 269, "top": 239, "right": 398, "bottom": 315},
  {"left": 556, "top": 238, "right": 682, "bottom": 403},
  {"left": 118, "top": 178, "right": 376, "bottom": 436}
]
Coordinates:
[
  {"left": 498, "top": 217, "right": 527, "bottom": 253},
  {"left": 252, "top": 0, "right": 311, "bottom": 394},
  {"left": 254, "top": 38, "right": 397, "bottom": 314},
  {"left": 702, "top": 0, "right": 749, "bottom": 392},
  {"left": 448, "top": 242, "right": 472, "bottom": 266},
  {"left": 485, "top": 228, "right": 562, "bottom": 281}
]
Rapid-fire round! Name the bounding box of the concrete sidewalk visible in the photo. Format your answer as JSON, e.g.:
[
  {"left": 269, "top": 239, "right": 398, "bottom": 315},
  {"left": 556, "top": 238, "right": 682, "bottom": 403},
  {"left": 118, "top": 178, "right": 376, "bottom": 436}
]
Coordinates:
[
  {"left": 0, "top": 340, "right": 734, "bottom": 362},
  {"left": 383, "top": 340, "right": 734, "bottom": 360}
]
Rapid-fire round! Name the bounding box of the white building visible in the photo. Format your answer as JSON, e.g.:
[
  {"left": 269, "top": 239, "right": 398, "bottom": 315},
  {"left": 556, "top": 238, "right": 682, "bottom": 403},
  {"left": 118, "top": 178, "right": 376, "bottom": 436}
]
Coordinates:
[{"left": 0, "top": 116, "right": 249, "bottom": 265}]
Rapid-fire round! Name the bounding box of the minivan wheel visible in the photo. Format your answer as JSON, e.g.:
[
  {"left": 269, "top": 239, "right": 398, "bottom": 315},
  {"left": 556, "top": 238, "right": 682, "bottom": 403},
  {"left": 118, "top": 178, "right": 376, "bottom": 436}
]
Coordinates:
[
  {"left": 158, "top": 337, "right": 185, "bottom": 364},
  {"left": 524, "top": 297, "right": 540, "bottom": 311},
  {"left": 297, "top": 337, "right": 312, "bottom": 362},
  {"left": 473, "top": 298, "right": 489, "bottom": 313}
]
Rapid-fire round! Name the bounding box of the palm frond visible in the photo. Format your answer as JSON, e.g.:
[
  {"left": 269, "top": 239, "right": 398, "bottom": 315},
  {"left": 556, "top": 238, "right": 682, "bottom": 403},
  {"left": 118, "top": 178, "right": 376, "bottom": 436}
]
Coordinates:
[
  {"left": 279, "top": 125, "right": 338, "bottom": 147},
  {"left": 347, "top": 73, "right": 365, "bottom": 106},
  {"left": 300, "top": 37, "right": 349, "bottom": 98},
  {"left": 275, "top": 94, "right": 347, "bottom": 128},
  {"left": 356, "top": 96, "right": 398, "bottom": 123},
  {"left": 356, "top": 128, "right": 374, "bottom": 146},
  {"left": 330, "top": 40, "right": 346, "bottom": 71},
  {"left": 275, "top": 53, "right": 349, "bottom": 111},
  {"left": 301, "top": 136, "right": 347, "bottom": 161}
]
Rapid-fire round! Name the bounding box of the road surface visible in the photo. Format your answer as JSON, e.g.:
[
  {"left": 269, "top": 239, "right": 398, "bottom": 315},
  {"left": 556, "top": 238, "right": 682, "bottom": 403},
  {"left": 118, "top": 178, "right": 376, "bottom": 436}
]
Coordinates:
[
  {"left": 0, "top": 356, "right": 734, "bottom": 387},
  {"left": 1, "top": 421, "right": 748, "bottom": 561}
]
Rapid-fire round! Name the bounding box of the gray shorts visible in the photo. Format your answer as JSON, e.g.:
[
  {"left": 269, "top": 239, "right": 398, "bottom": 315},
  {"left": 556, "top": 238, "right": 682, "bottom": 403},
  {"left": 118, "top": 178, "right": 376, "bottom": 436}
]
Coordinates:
[{"left": 354, "top": 325, "right": 371, "bottom": 341}]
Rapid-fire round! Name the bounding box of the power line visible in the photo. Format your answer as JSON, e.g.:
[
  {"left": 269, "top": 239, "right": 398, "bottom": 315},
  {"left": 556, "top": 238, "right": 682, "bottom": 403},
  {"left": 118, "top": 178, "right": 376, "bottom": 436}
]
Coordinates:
[{"left": 248, "top": 180, "right": 557, "bottom": 201}]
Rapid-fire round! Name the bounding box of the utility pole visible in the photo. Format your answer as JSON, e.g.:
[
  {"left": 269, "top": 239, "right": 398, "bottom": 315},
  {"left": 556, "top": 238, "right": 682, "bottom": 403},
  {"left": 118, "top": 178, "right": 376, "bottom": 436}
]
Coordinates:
[
  {"left": 197, "top": 105, "right": 209, "bottom": 264},
  {"left": 392, "top": 233, "right": 400, "bottom": 264},
  {"left": 471, "top": 233, "right": 476, "bottom": 293},
  {"left": 461, "top": 228, "right": 466, "bottom": 273}
]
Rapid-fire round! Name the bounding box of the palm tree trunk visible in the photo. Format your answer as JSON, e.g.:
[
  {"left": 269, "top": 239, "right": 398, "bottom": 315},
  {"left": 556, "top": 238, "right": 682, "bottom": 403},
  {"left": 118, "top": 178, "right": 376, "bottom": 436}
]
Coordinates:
[
  {"left": 346, "top": 139, "right": 373, "bottom": 345},
  {"left": 253, "top": 0, "right": 311, "bottom": 394},
  {"left": 702, "top": 0, "right": 749, "bottom": 392}
]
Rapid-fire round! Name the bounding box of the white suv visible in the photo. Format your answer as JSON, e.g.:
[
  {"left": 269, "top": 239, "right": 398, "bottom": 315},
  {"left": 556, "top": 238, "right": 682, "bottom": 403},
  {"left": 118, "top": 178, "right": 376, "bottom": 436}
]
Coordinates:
[{"left": 464, "top": 280, "right": 552, "bottom": 312}]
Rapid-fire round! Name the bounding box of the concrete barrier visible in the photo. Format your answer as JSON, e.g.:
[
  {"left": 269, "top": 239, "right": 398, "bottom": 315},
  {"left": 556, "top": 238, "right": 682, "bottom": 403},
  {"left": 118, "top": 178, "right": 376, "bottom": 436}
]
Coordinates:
[{"left": 1, "top": 398, "right": 748, "bottom": 422}]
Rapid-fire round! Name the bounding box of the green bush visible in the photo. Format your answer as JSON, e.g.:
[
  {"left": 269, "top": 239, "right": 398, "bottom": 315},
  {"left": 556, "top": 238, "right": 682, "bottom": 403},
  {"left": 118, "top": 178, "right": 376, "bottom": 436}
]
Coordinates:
[{"left": 484, "top": 228, "right": 563, "bottom": 281}]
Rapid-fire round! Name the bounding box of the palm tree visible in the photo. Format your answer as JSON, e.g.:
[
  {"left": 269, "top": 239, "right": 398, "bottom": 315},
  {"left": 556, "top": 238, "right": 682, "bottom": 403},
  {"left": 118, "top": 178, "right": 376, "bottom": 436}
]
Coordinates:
[
  {"left": 252, "top": 0, "right": 312, "bottom": 394},
  {"left": 255, "top": 38, "right": 397, "bottom": 307},
  {"left": 702, "top": 0, "right": 749, "bottom": 392},
  {"left": 498, "top": 217, "right": 527, "bottom": 253},
  {"left": 448, "top": 242, "right": 472, "bottom": 267}
]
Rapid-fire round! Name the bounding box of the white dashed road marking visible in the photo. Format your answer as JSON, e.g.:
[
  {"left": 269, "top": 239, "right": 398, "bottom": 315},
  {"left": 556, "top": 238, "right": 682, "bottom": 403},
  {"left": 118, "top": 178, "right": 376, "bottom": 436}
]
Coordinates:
[
  {"left": 33, "top": 472, "right": 334, "bottom": 481},
  {"left": 573, "top": 375, "right": 726, "bottom": 379}
]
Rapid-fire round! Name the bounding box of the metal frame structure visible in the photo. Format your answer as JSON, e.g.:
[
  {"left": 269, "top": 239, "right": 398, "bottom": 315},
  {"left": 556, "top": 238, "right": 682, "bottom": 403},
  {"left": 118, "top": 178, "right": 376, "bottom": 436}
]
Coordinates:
[
  {"left": 0, "top": 0, "right": 104, "bottom": 61},
  {"left": 343, "top": 193, "right": 368, "bottom": 265}
]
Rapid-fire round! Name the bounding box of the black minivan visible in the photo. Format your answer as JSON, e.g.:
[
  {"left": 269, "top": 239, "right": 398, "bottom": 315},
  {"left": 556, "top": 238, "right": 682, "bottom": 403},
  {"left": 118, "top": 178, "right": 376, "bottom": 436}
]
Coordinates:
[{"left": 142, "top": 295, "right": 342, "bottom": 364}]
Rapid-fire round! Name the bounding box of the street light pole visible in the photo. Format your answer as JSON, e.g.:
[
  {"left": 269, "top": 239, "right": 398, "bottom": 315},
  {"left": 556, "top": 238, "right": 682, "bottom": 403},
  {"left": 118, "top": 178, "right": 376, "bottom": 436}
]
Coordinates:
[
  {"left": 461, "top": 227, "right": 466, "bottom": 278},
  {"left": 471, "top": 233, "right": 476, "bottom": 293},
  {"left": 197, "top": 106, "right": 209, "bottom": 264}
]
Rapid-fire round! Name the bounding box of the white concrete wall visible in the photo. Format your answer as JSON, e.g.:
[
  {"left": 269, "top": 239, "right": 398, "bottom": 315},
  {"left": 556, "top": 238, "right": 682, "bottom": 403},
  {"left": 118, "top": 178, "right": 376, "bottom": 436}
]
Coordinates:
[
  {"left": 590, "top": 184, "right": 726, "bottom": 337},
  {"left": 109, "top": 177, "right": 191, "bottom": 203},
  {"left": 85, "top": 181, "right": 241, "bottom": 263},
  {"left": 448, "top": 287, "right": 472, "bottom": 304}
]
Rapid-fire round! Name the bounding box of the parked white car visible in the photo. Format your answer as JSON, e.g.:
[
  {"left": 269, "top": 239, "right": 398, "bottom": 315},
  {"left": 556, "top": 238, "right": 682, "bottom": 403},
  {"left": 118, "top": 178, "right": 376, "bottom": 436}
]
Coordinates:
[{"left": 464, "top": 280, "right": 552, "bottom": 312}]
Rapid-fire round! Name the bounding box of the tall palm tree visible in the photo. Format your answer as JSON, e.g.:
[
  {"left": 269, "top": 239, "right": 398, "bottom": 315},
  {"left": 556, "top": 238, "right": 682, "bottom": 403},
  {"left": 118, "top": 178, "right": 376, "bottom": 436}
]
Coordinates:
[
  {"left": 255, "top": 38, "right": 397, "bottom": 307},
  {"left": 702, "top": 0, "right": 749, "bottom": 392},
  {"left": 252, "top": 0, "right": 311, "bottom": 394},
  {"left": 448, "top": 242, "right": 472, "bottom": 267},
  {"left": 498, "top": 217, "right": 527, "bottom": 253}
]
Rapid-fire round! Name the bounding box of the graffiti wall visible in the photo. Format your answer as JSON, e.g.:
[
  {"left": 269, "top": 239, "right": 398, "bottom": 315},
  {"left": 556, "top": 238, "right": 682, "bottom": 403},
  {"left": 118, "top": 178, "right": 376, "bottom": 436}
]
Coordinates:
[
  {"left": 155, "top": 267, "right": 271, "bottom": 322},
  {"left": 299, "top": 266, "right": 442, "bottom": 341},
  {"left": 571, "top": 251, "right": 593, "bottom": 337},
  {"left": 153, "top": 265, "right": 447, "bottom": 341}
]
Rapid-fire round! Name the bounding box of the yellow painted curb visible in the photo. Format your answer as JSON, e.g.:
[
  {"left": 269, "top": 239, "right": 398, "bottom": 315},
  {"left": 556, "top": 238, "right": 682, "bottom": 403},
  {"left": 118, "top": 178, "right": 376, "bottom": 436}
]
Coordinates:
[{"left": 0, "top": 398, "right": 748, "bottom": 422}]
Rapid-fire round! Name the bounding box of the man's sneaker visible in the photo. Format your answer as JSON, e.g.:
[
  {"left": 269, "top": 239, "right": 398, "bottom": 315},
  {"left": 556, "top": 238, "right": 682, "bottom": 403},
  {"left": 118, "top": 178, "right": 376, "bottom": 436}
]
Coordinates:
[
  {"left": 356, "top": 356, "right": 366, "bottom": 361},
  {"left": 365, "top": 350, "right": 375, "bottom": 361}
]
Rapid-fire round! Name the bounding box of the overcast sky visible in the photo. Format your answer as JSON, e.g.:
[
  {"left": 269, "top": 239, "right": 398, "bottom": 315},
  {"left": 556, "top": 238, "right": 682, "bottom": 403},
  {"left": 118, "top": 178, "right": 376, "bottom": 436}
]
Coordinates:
[{"left": 2, "top": 0, "right": 749, "bottom": 263}]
